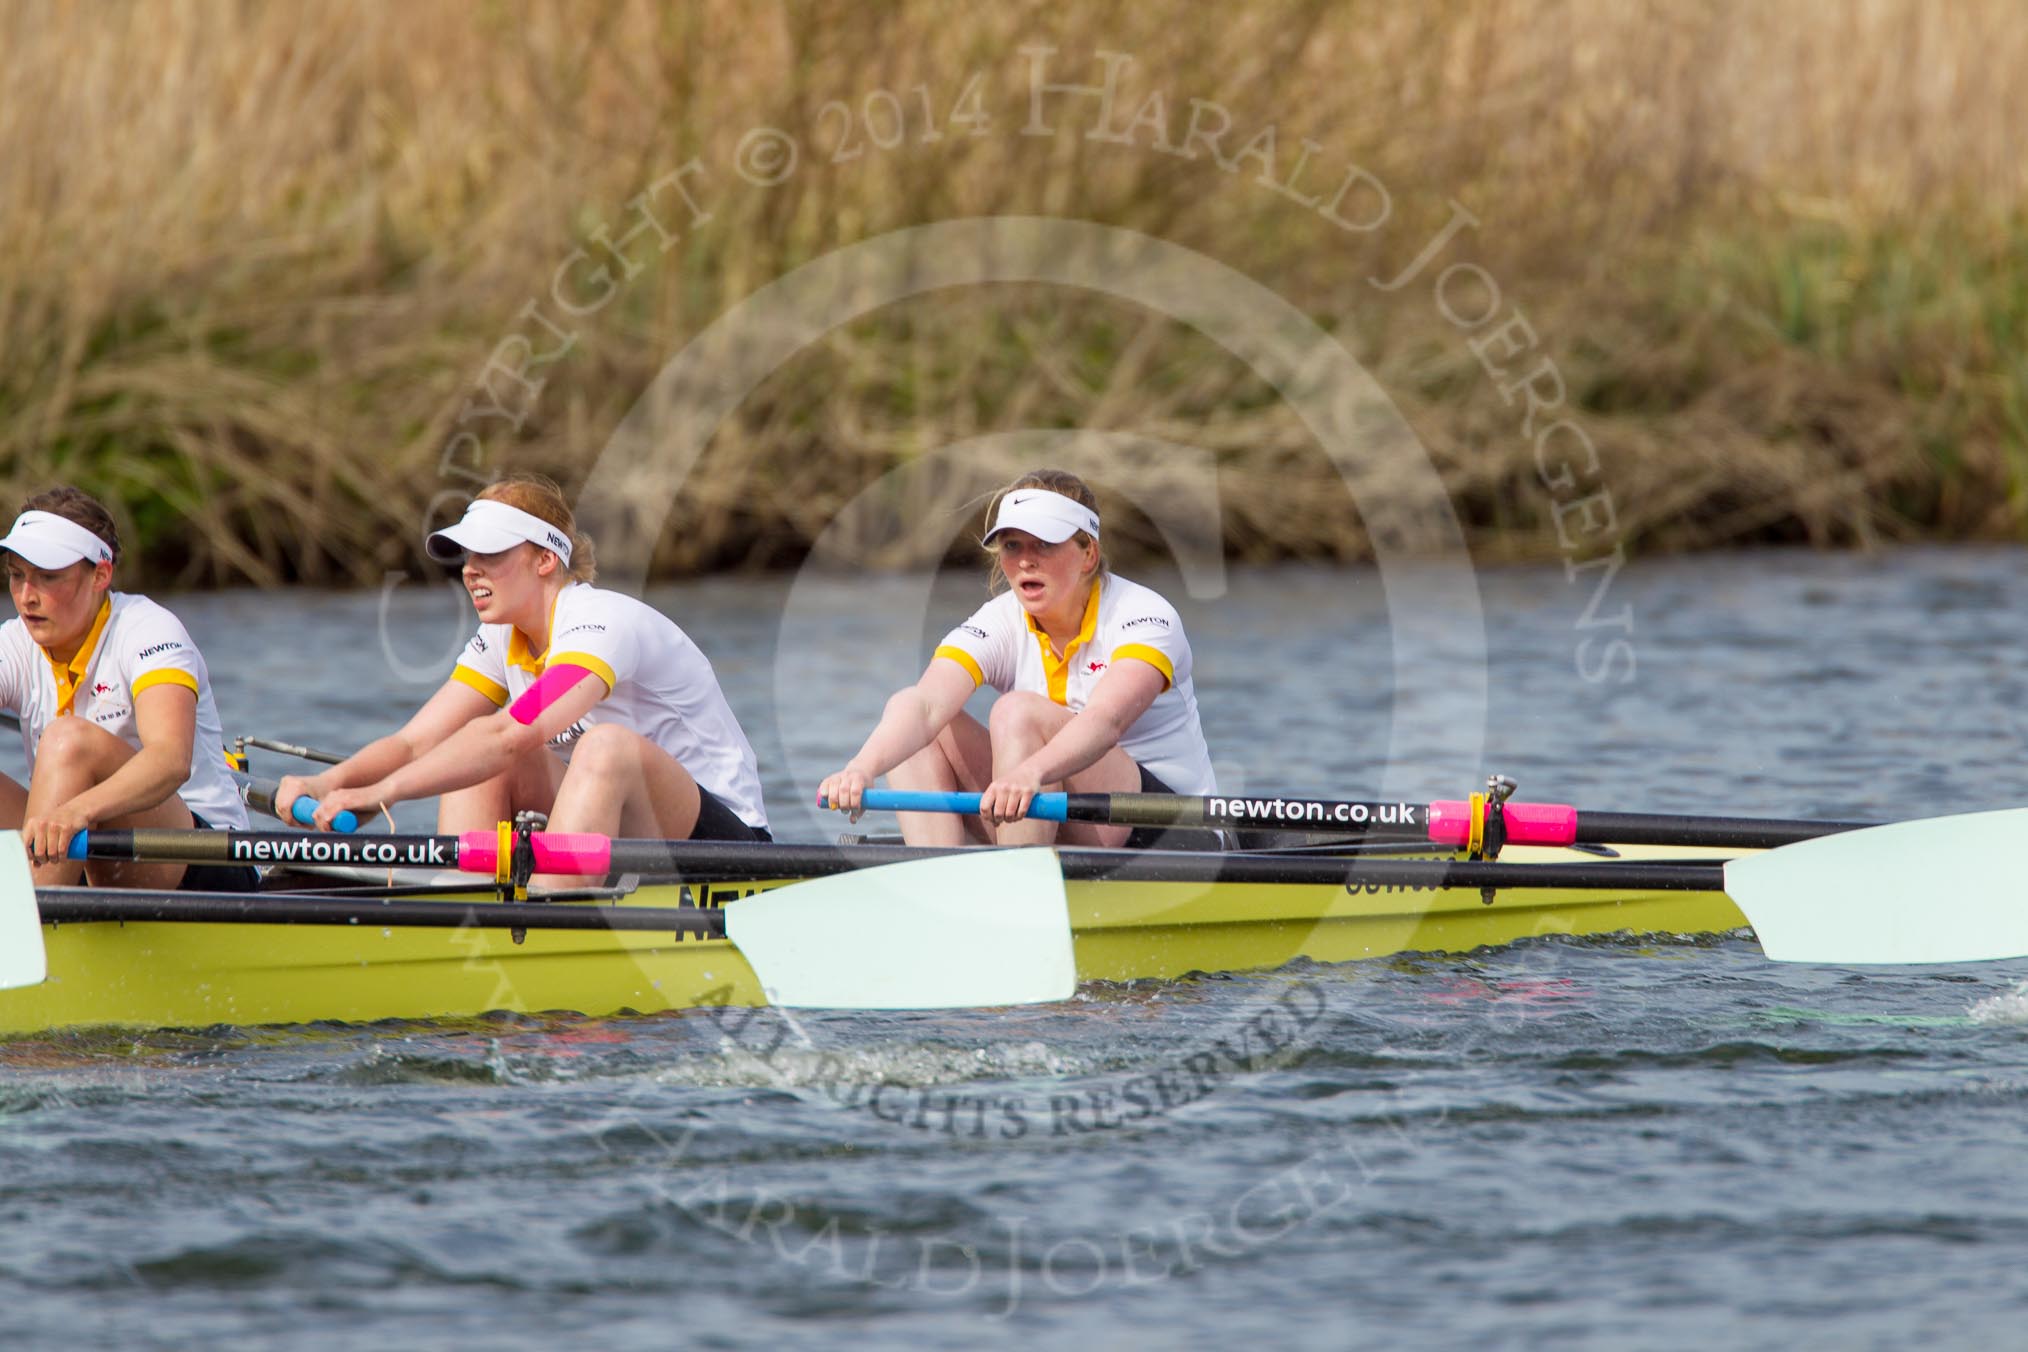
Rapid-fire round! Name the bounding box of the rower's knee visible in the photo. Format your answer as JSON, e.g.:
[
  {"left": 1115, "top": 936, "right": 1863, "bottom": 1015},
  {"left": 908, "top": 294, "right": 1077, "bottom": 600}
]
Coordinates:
[
  {"left": 569, "top": 721, "right": 641, "bottom": 768},
  {"left": 988, "top": 691, "right": 1058, "bottom": 745},
  {"left": 34, "top": 716, "right": 125, "bottom": 770}
]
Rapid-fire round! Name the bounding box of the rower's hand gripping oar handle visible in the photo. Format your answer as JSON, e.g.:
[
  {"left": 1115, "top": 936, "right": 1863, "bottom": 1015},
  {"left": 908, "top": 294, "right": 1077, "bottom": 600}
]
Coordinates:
[
  {"left": 234, "top": 773, "right": 362, "bottom": 834},
  {"left": 287, "top": 797, "right": 362, "bottom": 834},
  {"left": 67, "top": 794, "right": 360, "bottom": 860}
]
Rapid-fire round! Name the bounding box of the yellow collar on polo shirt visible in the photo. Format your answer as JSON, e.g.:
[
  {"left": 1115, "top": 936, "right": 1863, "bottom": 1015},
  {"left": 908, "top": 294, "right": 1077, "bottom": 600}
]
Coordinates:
[
  {"left": 1024, "top": 577, "right": 1102, "bottom": 705},
  {"left": 44, "top": 596, "right": 114, "bottom": 716},
  {"left": 506, "top": 588, "right": 567, "bottom": 675}
]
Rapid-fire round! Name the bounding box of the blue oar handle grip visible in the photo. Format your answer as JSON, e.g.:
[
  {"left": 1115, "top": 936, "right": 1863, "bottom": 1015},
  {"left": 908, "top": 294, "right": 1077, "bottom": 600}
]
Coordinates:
[
  {"left": 849, "top": 789, "right": 1069, "bottom": 822},
  {"left": 290, "top": 796, "right": 361, "bottom": 834}
]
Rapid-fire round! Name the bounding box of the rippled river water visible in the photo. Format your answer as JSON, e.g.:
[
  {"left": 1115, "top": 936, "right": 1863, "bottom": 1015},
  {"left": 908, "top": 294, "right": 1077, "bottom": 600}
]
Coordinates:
[{"left": 7, "top": 547, "right": 2028, "bottom": 1349}]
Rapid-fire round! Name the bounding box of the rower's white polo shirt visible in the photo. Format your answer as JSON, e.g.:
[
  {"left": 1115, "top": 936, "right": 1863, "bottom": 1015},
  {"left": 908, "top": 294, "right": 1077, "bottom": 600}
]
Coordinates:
[
  {"left": 0, "top": 593, "right": 249, "bottom": 828},
  {"left": 451, "top": 583, "right": 768, "bottom": 831},
  {"left": 933, "top": 574, "right": 1216, "bottom": 794}
]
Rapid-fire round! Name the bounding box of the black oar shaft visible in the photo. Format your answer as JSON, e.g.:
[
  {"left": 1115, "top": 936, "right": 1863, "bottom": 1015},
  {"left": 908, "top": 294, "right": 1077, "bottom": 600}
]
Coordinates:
[
  {"left": 35, "top": 888, "right": 726, "bottom": 935},
  {"left": 1572, "top": 812, "right": 1873, "bottom": 849},
  {"left": 68, "top": 829, "right": 1735, "bottom": 891},
  {"left": 1076, "top": 855, "right": 1725, "bottom": 891},
  {"left": 1060, "top": 792, "right": 1428, "bottom": 834},
  {"left": 76, "top": 829, "right": 463, "bottom": 869},
  {"left": 1064, "top": 793, "right": 1877, "bottom": 850},
  {"left": 615, "top": 846, "right": 1726, "bottom": 892}
]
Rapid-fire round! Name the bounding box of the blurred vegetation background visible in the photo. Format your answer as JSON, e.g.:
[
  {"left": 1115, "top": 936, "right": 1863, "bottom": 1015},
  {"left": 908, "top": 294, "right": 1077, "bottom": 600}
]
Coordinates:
[{"left": 1, "top": 0, "right": 2023, "bottom": 586}]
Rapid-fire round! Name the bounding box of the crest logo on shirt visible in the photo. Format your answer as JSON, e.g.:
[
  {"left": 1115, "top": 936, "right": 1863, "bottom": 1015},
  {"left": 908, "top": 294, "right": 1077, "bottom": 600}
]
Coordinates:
[
  {"left": 1085, "top": 659, "right": 1106, "bottom": 674},
  {"left": 92, "top": 681, "right": 114, "bottom": 695}
]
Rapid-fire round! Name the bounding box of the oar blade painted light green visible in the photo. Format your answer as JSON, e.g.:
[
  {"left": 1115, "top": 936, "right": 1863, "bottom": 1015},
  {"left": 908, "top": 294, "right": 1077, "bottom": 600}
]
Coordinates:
[
  {"left": 1726, "top": 808, "right": 2028, "bottom": 964},
  {"left": 0, "top": 832, "right": 47, "bottom": 991},
  {"left": 725, "top": 847, "right": 1074, "bottom": 1008}
]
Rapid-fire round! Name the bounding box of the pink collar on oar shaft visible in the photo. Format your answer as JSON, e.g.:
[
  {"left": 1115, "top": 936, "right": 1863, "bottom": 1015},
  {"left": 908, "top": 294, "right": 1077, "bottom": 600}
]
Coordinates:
[
  {"left": 456, "top": 831, "right": 614, "bottom": 876},
  {"left": 1425, "top": 800, "right": 1578, "bottom": 849}
]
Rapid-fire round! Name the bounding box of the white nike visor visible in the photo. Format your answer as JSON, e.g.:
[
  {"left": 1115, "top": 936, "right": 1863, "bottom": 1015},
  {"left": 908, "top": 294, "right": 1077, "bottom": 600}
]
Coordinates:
[
  {"left": 983, "top": 489, "right": 1100, "bottom": 545},
  {"left": 426, "top": 499, "right": 574, "bottom": 566},
  {"left": 0, "top": 511, "right": 116, "bottom": 569}
]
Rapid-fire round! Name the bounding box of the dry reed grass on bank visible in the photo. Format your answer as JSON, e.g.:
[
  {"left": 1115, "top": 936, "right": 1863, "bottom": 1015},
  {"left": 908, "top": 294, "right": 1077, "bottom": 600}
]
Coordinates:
[{"left": 1, "top": 0, "right": 2023, "bottom": 585}]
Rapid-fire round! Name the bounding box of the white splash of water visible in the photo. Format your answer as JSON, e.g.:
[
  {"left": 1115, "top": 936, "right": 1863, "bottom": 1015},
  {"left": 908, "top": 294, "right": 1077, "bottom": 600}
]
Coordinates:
[{"left": 1968, "top": 980, "right": 2028, "bottom": 1025}]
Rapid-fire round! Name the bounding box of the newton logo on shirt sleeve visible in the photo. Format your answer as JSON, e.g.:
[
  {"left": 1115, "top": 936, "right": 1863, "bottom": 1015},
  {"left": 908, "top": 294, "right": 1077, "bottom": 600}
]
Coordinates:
[
  {"left": 961, "top": 624, "right": 989, "bottom": 639},
  {"left": 136, "top": 641, "right": 185, "bottom": 659},
  {"left": 1120, "top": 616, "right": 1171, "bottom": 632}
]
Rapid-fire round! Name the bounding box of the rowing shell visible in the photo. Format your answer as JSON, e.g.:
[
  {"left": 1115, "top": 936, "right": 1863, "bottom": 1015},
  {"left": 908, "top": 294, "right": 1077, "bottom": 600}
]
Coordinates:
[{"left": 0, "top": 840, "right": 1744, "bottom": 1036}]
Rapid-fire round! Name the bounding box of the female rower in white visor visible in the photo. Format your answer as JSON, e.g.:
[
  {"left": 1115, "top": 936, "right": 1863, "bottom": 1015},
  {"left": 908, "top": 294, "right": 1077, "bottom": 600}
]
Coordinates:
[
  {"left": 0, "top": 486, "right": 254, "bottom": 890},
  {"left": 819, "top": 469, "right": 1217, "bottom": 849},
  {"left": 278, "top": 474, "right": 769, "bottom": 847}
]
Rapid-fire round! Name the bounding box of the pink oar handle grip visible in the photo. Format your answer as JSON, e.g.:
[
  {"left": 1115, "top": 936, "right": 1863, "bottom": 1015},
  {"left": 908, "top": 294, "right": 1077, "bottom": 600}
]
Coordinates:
[
  {"left": 457, "top": 831, "right": 614, "bottom": 876},
  {"left": 1426, "top": 800, "right": 1577, "bottom": 848}
]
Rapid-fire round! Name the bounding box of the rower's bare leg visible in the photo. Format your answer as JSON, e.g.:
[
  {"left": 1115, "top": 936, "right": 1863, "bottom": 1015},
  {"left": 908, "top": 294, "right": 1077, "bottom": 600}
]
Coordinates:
[
  {"left": 887, "top": 710, "right": 994, "bottom": 846},
  {"left": 436, "top": 743, "right": 567, "bottom": 834},
  {"left": 985, "top": 692, "right": 1139, "bottom": 848},
  {"left": 537, "top": 725, "right": 714, "bottom": 889},
  {"left": 547, "top": 724, "right": 701, "bottom": 841},
  {"left": 22, "top": 716, "right": 196, "bottom": 890}
]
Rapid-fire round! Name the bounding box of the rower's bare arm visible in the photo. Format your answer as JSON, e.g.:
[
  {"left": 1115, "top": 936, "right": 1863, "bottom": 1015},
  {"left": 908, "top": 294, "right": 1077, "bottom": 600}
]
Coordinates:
[
  {"left": 1019, "top": 659, "right": 1164, "bottom": 787},
  {"left": 851, "top": 659, "right": 977, "bottom": 776},
  {"left": 818, "top": 659, "right": 977, "bottom": 817},
  {"left": 383, "top": 680, "right": 508, "bottom": 768},
  {"left": 375, "top": 668, "right": 608, "bottom": 807},
  {"left": 65, "top": 682, "right": 198, "bottom": 827},
  {"left": 278, "top": 681, "right": 499, "bottom": 823}
]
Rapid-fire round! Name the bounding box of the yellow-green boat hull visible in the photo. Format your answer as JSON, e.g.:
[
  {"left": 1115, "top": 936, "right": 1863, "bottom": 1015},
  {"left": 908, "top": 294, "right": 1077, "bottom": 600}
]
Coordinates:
[{"left": 1, "top": 844, "right": 1746, "bottom": 1035}]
